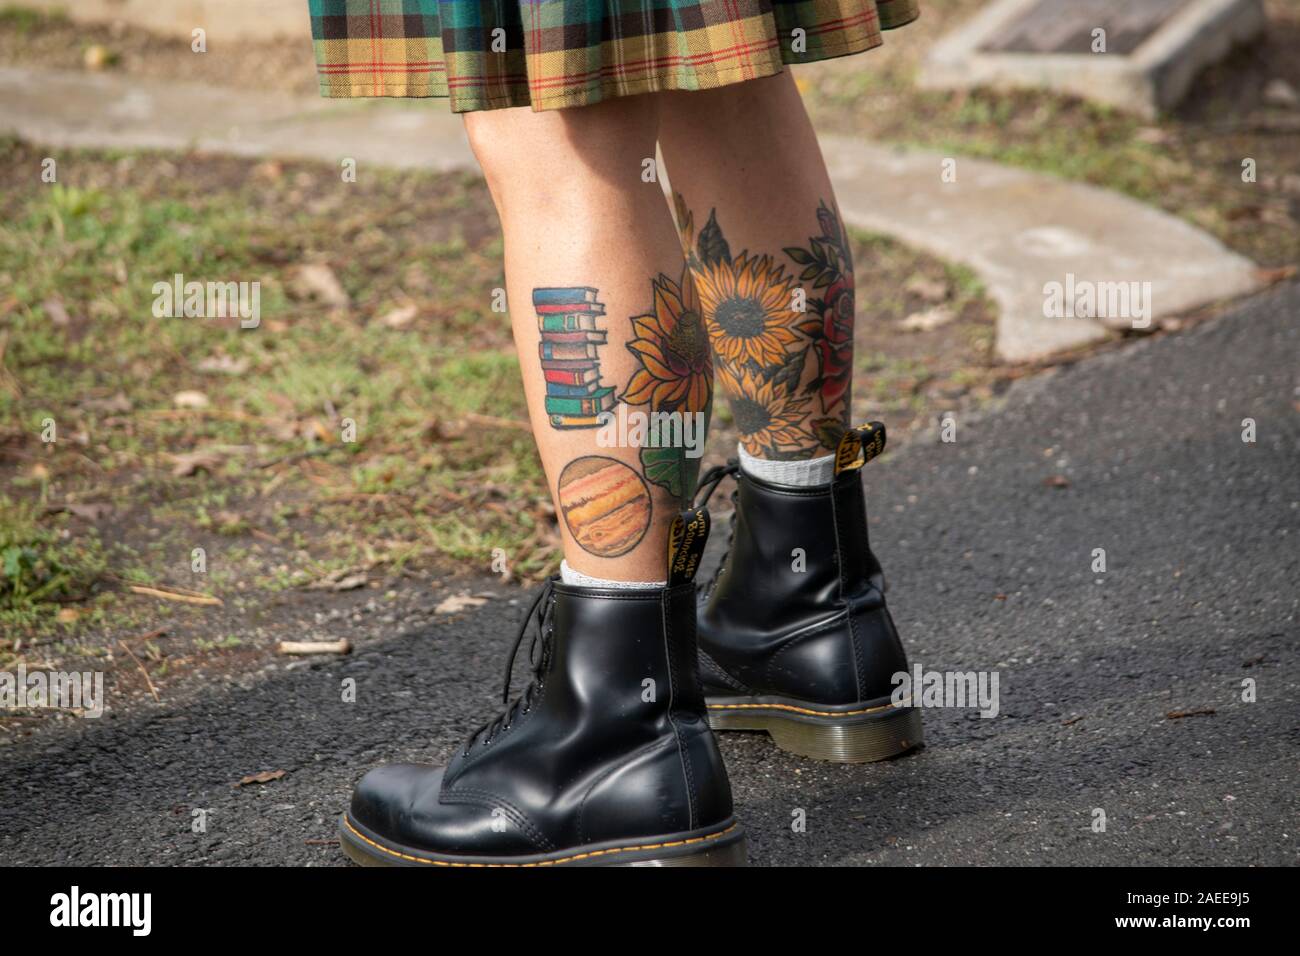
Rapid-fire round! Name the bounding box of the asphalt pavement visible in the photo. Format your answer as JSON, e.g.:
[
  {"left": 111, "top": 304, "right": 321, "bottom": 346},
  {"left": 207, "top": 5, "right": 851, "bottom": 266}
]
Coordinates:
[{"left": 2, "top": 284, "right": 1296, "bottom": 866}]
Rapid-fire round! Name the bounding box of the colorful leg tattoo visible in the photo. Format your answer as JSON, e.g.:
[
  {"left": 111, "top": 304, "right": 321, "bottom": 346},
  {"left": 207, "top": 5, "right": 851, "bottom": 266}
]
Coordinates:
[
  {"left": 534, "top": 287, "right": 615, "bottom": 429},
  {"left": 619, "top": 268, "right": 713, "bottom": 501},
  {"left": 539, "top": 270, "right": 712, "bottom": 560},
  {"left": 556, "top": 455, "right": 653, "bottom": 558},
  {"left": 676, "top": 194, "right": 855, "bottom": 459}
]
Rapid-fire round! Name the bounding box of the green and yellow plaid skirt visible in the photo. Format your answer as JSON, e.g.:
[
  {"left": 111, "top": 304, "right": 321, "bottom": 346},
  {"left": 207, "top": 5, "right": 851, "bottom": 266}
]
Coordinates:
[{"left": 309, "top": 0, "right": 919, "bottom": 113}]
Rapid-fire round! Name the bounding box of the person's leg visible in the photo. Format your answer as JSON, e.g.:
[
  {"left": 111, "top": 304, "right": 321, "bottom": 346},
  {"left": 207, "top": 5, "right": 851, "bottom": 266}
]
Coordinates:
[
  {"left": 465, "top": 95, "right": 711, "bottom": 583},
  {"left": 659, "top": 71, "right": 852, "bottom": 474},
  {"left": 339, "top": 96, "right": 742, "bottom": 867},
  {"left": 657, "top": 72, "right": 923, "bottom": 764}
]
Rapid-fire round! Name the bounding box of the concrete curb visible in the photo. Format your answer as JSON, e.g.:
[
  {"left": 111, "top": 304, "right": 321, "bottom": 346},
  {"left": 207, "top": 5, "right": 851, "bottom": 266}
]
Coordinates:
[{"left": 820, "top": 136, "right": 1262, "bottom": 362}]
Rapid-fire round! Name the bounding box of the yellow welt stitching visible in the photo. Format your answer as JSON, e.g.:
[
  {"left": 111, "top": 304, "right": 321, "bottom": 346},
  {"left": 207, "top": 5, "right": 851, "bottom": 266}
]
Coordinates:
[
  {"left": 707, "top": 698, "right": 911, "bottom": 718},
  {"left": 342, "top": 816, "right": 737, "bottom": 867}
]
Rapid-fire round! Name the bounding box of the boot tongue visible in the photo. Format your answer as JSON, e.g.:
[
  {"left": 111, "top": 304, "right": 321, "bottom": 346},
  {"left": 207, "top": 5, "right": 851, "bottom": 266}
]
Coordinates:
[
  {"left": 667, "top": 506, "right": 710, "bottom": 587},
  {"left": 834, "top": 421, "right": 887, "bottom": 476}
]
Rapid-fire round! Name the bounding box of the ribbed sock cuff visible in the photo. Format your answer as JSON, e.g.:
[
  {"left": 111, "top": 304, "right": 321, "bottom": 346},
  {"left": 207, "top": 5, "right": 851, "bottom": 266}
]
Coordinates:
[
  {"left": 559, "top": 560, "right": 665, "bottom": 590},
  {"left": 738, "top": 444, "right": 835, "bottom": 487}
]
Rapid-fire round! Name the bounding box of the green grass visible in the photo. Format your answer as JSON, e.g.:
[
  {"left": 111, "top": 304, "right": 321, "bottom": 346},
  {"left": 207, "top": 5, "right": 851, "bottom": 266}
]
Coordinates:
[
  {"left": 0, "top": 5, "right": 67, "bottom": 34},
  {"left": 0, "top": 494, "right": 107, "bottom": 629},
  {"left": 0, "top": 140, "right": 556, "bottom": 644}
]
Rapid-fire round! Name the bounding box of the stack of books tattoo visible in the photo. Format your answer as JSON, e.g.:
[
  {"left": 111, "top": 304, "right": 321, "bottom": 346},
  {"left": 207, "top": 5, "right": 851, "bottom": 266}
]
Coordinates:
[{"left": 534, "top": 287, "right": 615, "bottom": 429}]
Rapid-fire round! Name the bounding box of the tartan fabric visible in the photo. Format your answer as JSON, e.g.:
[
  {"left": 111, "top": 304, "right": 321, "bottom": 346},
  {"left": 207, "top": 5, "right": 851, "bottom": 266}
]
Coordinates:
[{"left": 309, "top": 0, "right": 919, "bottom": 113}]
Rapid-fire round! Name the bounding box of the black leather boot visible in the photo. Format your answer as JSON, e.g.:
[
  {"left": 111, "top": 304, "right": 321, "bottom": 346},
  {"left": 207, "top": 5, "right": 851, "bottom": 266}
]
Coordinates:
[
  {"left": 339, "top": 509, "right": 746, "bottom": 866},
  {"left": 695, "top": 423, "right": 923, "bottom": 763}
]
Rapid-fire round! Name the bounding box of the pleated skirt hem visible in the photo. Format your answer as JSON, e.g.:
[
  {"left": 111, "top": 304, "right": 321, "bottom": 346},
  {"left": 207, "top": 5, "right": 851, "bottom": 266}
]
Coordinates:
[{"left": 310, "top": 0, "right": 920, "bottom": 113}]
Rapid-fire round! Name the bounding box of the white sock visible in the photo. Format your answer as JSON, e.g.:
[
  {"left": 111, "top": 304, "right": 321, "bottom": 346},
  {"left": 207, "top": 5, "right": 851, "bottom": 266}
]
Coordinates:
[
  {"left": 738, "top": 443, "right": 835, "bottom": 487},
  {"left": 560, "top": 560, "right": 664, "bottom": 590}
]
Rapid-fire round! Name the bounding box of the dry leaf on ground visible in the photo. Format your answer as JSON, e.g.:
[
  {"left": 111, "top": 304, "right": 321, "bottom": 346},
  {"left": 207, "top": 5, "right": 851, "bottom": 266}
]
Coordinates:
[
  {"left": 291, "top": 263, "right": 350, "bottom": 308},
  {"left": 900, "top": 307, "right": 956, "bottom": 332},
  {"left": 236, "top": 770, "right": 287, "bottom": 787},
  {"left": 172, "top": 390, "right": 210, "bottom": 409},
  {"left": 435, "top": 593, "right": 488, "bottom": 614}
]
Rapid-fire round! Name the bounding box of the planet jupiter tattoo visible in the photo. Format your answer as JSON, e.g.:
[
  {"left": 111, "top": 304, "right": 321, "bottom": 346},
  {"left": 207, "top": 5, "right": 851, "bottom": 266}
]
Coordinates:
[{"left": 556, "top": 456, "right": 653, "bottom": 558}]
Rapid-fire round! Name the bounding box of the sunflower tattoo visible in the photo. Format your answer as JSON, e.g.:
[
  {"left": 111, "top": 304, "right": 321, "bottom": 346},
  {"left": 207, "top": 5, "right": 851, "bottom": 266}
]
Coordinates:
[
  {"left": 618, "top": 268, "right": 713, "bottom": 500},
  {"left": 681, "top": 200, "right": 854, "bottom": 459},
  {"left": 622, "top": 271, "right": 712, "bottom": 415},
  {"left": 715, "top": 363, "right": 816, "bottom": 458},
  {"left": 694, "top": 251, "right": 802, "bottom": 369}
]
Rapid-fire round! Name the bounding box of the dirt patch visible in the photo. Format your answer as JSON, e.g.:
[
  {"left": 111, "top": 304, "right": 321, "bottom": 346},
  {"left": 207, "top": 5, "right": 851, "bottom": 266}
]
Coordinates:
[{"left": 0, "top": 5, "right": 320, "bottom": 96}]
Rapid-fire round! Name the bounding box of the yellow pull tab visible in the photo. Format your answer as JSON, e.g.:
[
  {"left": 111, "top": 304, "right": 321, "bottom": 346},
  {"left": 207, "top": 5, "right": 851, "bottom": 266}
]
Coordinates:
[
  {"left": 667, "top": 506, "right": 710, "bottom": 587},
  {"left": 834, "top": 422, "right": 887, "bottom": 476}
]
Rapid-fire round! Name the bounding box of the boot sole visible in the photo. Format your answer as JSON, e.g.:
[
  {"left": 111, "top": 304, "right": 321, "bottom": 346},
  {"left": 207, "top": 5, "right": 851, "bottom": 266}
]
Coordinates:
[
  {"left": 339, "top": 813, "right": 748, "bottom": 867},
  {"left": 707, "top": 695, "right": 923, "bottom": 763}
]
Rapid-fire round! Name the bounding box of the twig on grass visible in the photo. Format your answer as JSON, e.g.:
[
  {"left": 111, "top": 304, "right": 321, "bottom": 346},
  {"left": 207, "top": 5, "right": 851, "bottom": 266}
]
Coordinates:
[
  {"left": 128, "top": 585, "right": 223, "bottom": 607},
  {"left": 118, "top": 640, "right": 160, "bottom": 703}
]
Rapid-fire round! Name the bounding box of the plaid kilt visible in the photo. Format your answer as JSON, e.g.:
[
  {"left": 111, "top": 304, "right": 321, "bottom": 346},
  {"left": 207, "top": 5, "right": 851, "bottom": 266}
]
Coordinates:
[{"left": 309, "top": 0, "right": 919, "bottom": 113}]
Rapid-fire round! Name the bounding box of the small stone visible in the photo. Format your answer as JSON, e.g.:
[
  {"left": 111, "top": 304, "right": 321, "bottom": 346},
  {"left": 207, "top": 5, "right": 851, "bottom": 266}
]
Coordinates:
[
  {"left": 380, "top": 303, "right": 419, "bottom": 328},
  {"left": 172, "top": 390, "right": 210, "bottom": 409},
  {"left": 252, "top": 160, "right": 285, "bottom": 181},
  {"left": 196, "top": 354, "right": 250, "bottom": 375},
  {"left": 291, "top": 263, "right": 350, "bottom": 308},
  {"left": 899, "top": 306, "right": 956, "bottom": 332},
  {"left": 1263, "top": 78, "right": 1298, "bottom": 109},
  {"left": 83, "top": 45, "right": 116, "bottom": 71},
  {"left": 43, "top": 298, "right": 72, "bottom": 327}
]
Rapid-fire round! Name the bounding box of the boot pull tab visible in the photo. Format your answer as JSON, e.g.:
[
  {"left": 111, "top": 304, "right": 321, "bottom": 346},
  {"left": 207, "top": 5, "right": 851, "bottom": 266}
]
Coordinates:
[
  {"left": 667, "top": 506, "right": 711, "bottom": 587},
  {"left": 834, "top": 422, "right": 887, "bottom": 476}
]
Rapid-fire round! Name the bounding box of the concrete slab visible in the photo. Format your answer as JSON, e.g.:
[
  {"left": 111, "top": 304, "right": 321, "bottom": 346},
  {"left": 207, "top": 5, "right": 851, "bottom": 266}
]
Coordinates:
[
  {"left": 0, "top": 66, "right": 473, "bottom": 171},
  {"left": 920, "top": 0, "right": 1268, "bottom": 118},
  {"left": 819, "top": 137, "right": 1262, "bottom": 362}
]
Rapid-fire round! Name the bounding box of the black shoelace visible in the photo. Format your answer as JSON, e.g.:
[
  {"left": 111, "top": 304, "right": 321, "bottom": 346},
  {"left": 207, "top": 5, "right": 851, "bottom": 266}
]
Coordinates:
[
  {"left": 694, "top": 460, "right": 740, "bottom": 508},
  {"left": 693, "top": 460, "right": 741, "bottom": 598},
  {"left": 463, "top": 578, "right": 555, "bottom": 756}
]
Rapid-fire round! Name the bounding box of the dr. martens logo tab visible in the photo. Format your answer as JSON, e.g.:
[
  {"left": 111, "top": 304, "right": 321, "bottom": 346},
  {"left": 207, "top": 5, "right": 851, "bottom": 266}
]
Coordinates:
[
  {"left": 834, "top": 422, "right": 887, "bottom": 476},
  {"left": 667, "top": 506, "right": 710, "bottom": 586}
]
